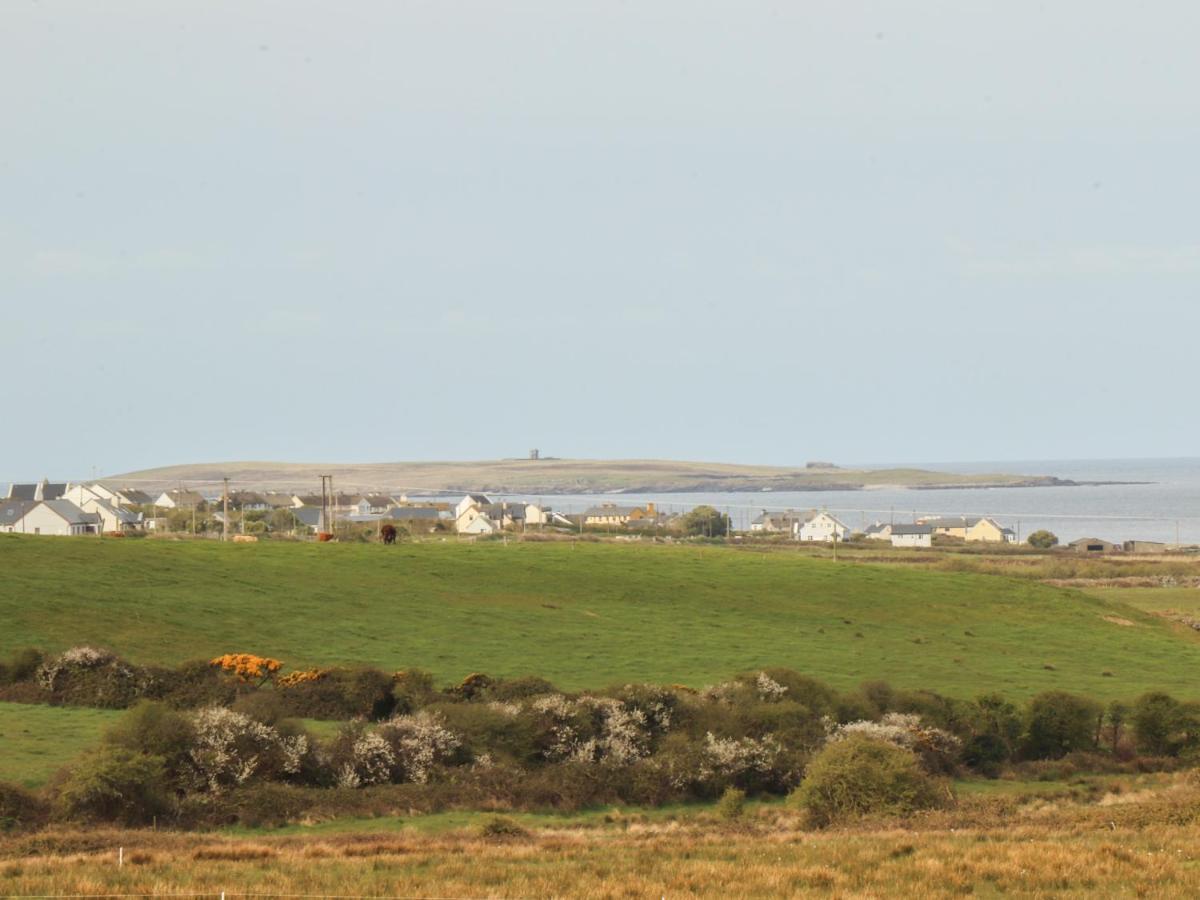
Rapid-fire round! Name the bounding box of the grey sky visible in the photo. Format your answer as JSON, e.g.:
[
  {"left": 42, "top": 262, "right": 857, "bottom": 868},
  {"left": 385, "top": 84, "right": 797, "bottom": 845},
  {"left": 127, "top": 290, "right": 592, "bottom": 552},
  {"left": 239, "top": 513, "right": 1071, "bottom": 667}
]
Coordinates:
[{"left": 3, "top": 1, "right": 1198, "bottom": 479}]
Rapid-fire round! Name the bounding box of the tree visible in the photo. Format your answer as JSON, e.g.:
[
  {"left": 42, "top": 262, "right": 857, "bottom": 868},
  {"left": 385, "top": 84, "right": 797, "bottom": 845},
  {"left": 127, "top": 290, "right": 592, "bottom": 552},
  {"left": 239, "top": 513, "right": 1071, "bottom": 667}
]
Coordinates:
[
  {"left": 1021, "top": 691, "right": 1102, "bottom": 759},
  {"left": 1027, "top": 530, "right": 1059, "bottom": 549},
  {"left": 680, "top": 505, "right": 729, "bottom": 537}
]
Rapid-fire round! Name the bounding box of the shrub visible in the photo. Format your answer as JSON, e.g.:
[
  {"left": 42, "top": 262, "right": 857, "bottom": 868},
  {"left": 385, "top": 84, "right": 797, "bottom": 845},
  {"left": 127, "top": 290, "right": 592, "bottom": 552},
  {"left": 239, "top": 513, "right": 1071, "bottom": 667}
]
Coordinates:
[
  {"left": 1027, "top": 529, "right": 1059, "bottom": 549},
  {"left": 1132, "top": 692, "right": 1200, "bottom": 758},
  {"left": 428, "top": 701, "right": 538, "bottom": 764},
  {"left": 1021, "top": 691, "right": 1103, "bottom": 760},
  {"left": 56, "top": 748, "right": 170, "bottom": 825},
  {"left": 392, "top": 668, "right": 437, "bottom": 711},
  {"left": 280, "top": 667, "right": 395, "bottom": 720},
  {"left": 187, "top": 707, "right": 308, "bottom": 791},
  {"left": 716, "top": 786, "right": 746, "bottom": 820},
  {"left": 963, "top": 694, "right": 1023, "bottom": 775},
  {"left": 231, "top": 690, "right": 289, "bottom": 725},
  {"left": 105, "top": 701, "right": 196, "bottom": 782},
  {"left": 376, "top": 712, "right": 462, "bottom": 783},
  {"left": 792, "top": 735, "right": 946, "bottom": 827},
  {"left": 34, "top": 646, "right": 158, "bottom": 708},
  {"left": 827, "top": 713, "right": 961, "bottom": 775},
  {"left": 485, "top": 676, "right": 559, "bottom": 702},
  {"left": 477, "top": 814, "right": 530, "bottom": 840},
  {"left": 0, "top": 782, "right": 48, "bottom": 832},
  {"left": 0, "top": 648, "right": 43, "bottom": 685},
  {"left": 209, "top": 654, "right": 282, "bottom": 685}
]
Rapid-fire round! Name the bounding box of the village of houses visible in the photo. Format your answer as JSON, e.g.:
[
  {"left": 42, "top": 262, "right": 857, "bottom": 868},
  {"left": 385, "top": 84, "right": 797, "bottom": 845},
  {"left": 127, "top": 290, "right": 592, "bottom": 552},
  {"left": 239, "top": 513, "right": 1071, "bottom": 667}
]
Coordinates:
[{"left": 0, "top": 477, "right": 1151, "bottom": 553}]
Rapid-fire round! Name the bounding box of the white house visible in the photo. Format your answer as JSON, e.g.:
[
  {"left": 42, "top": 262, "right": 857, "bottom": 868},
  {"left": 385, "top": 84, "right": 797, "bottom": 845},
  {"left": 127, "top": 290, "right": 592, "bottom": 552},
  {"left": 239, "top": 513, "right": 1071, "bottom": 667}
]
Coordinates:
[
  {"left": 455, "top": 494, "right": 492, "bottom": 521},
  {"left": 0, "top": 500, "right": 36, "bottom": 532},
  {"left": 79, "top": 497, "right": 142, "bottom": 533},
  {"left": 863, "top": 522, "right": 893, "bottom": 541},
  {"left": 458, "top": 511, "right": 497, "bottom": 535},
  {"left": 154, "top": 490, "right": 206, "bottom": 510},
  {"left": 794, "top": 511, "right": 850, "bottom": 543},
  {"left": 889, "top": 524, "right": 933, "bottom": 548},
  {"left": 7, "top": 500, "right": 100, "bottom": 536},
  {"left": 524, "top": 504, "right": 550, "bottom": 526}
]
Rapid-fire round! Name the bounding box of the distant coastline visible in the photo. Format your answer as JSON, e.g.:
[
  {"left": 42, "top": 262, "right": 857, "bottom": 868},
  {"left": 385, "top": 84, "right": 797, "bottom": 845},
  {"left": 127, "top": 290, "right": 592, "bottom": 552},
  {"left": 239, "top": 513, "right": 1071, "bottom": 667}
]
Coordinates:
[{"left": 102, "top": 458, "right": 1076, "bottom": 496}]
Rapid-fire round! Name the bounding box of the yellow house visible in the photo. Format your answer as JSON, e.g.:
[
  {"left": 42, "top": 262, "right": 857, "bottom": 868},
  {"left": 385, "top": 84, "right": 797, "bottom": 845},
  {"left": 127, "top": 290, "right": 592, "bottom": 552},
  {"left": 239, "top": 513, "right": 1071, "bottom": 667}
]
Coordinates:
[
  {"left": 965, "top": 517, "right": 1015, "bottom": 543},
  {"left": 919, "top": 515, "right": 1016, "bottom": 543}
]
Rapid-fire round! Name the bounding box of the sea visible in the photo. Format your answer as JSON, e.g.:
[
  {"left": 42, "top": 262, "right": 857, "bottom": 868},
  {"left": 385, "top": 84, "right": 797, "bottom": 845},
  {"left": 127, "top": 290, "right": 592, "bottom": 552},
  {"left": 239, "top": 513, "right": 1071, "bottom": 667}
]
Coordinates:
[{"left": 498, "top": 458, "right": 1200, "bottom": 546}]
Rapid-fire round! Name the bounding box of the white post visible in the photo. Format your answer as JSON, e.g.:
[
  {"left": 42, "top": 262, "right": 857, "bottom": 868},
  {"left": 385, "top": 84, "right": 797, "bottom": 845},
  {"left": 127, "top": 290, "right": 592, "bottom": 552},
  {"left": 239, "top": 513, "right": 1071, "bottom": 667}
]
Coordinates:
[{"left": 118, "top": 846, "right": 123, "bottom": 867}]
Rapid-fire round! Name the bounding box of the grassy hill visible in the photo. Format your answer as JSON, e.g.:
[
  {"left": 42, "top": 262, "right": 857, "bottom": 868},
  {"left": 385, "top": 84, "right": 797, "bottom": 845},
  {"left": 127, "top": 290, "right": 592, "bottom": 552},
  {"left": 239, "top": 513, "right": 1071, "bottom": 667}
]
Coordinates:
[
  {"left": 105, "top": 457, "right": 1059, "bottom": 494},
  {"left": 0, "top": 535, "right": 1194, "bottom": 700}
]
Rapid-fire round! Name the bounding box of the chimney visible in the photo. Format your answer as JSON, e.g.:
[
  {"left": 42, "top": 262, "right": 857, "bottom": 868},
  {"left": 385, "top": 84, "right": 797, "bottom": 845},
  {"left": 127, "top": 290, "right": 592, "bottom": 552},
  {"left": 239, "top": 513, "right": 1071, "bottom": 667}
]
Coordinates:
[{"left": 646, "top": 502, "right": 656, "bottom": 516}]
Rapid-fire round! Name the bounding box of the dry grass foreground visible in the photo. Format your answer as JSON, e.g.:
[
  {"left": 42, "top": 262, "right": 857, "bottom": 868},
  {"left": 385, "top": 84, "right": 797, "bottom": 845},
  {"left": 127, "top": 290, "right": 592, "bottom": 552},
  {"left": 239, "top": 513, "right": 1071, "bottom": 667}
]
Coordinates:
[{"left": 6, "top": 782, "right": 1200, "bottom": 898}]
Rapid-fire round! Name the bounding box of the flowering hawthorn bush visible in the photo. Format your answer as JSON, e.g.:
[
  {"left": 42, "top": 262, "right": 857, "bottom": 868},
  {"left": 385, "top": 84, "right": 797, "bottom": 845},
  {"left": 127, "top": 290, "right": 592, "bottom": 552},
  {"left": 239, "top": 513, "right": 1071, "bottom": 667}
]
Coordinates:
[
  {"left": 187, "top": 706, "right": 307, "bottom": 792},
  {"left": 36, "top": 646, "right": 116, "bottom": 691}
]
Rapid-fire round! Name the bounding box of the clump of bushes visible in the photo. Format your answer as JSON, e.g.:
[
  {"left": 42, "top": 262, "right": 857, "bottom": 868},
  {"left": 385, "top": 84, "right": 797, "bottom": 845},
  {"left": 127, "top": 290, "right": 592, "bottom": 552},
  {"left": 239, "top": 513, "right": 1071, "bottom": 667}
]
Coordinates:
[
  {"left": 791, "top": 735, "right": 947, "bottom": 827},
  {"left": 9, "top": 651, "right": 1200, "bottom": 832}
]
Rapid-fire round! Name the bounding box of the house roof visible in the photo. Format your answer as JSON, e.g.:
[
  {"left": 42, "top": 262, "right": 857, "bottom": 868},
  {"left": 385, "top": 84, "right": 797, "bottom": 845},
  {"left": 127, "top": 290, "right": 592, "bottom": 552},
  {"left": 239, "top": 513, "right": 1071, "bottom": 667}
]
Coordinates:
[
  {"left": 7, "top": 482, "right": 67, "bottom": 501},
  {"left": 583, "top": 505, "right": 640, "bottom": 518},
  {"left": 158, "top": 490, "right": 206, "bottom": 506},
  {"left": 0, "top": 500, "right": 36, "bottom": 526},
  {"left": 388, "top": 507, "right": 442, "bottom": 520},
  {"left": 40, "top": 499, "right": 97, "bottom": 525},
  {"left": 462, "top": 493, "right": 491, "bottom": 505},
  {"left": 891, "top": 524, "right": 933, "bottom": 536},
  {"left": 116, "top": 489, "right": 154, "bottom": 505},
  {"left": 920, "top": 516, "right": 983, "bottom": 529},
  {"left": 863, "top": 522, "right": 891, "bottom": 535},
  {"left": 293, "top": 507, "right": 323, "bottom": 527},
  {"left": 91, "top": 498, "right": 141, "bottom": 524},
  {"left": 1068, "top": 537, "right": 1115, "bottom": 547}
]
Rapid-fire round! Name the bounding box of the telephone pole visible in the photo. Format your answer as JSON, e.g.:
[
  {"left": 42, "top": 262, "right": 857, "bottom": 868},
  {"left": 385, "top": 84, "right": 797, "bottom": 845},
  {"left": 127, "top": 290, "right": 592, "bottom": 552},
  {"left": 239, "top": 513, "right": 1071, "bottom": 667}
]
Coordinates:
[{"left": 222, "top": 478, "right": 230, "bottom": 542}]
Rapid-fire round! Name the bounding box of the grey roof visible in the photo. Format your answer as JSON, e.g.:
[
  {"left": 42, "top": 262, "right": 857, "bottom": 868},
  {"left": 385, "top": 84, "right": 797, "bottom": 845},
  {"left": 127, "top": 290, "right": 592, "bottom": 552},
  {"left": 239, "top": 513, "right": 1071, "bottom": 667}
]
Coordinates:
[
  {"left": 7, "top": 482, "right": 68, "bottom": 501},
  {"left": 388, "top": 507, "right": 442, "bottom": 521},
  {"left": 891, "top": 524, "right": 933, "bottom": 536},
  {"left": 921, "top": 516, "right": 983, "bottom": 529},
  {"left": 40, "top": 499, "right": 93, "bottom": 524},
  {"left": 92, "top": 498, "right": 141, "bottom": 524},
  {"left": 0, "top": 500, "right": 36, "bottom": 525},
  {"left": 863, "top": 522, "right": 891, "bottom": 535},
  {"left": 293, "top": 507, "right": 323, "bottom": 527},
  {"left": 464, "top": 493, "right": 491, "bottom": 504},
  {"left": 482, "top": 502, "right": 526, "bottom": 519},
  {"left": 117, "top": 489, "right": 154, "bottom": 505}
]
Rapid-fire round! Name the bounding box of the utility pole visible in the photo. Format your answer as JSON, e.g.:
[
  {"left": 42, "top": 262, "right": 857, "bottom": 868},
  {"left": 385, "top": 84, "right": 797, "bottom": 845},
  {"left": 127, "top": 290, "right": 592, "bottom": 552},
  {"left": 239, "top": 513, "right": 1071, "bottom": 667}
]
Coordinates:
[
  {"left": 222, "top": 478, "right": 230, "bottom": 542},
  {"left": 319, "top": 475, "right": 331, "bottom": 538}
]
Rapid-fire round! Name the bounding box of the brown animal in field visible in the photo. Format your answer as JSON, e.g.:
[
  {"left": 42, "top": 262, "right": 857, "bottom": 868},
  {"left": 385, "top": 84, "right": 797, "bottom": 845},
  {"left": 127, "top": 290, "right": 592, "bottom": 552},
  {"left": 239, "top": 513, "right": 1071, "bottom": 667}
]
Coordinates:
[
  {"left": 232, "top": 534, "right": 258, "bottom": 543},
  {"left": 380, "top": 524, "right": 398, "bottom": 545}
]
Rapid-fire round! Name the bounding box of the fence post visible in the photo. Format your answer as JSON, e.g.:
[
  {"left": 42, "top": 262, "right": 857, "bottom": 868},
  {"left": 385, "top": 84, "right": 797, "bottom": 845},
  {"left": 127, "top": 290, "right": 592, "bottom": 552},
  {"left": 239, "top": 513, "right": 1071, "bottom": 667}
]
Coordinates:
[{"left": 118, "top": 846, "right": 123, "bottom": 868}]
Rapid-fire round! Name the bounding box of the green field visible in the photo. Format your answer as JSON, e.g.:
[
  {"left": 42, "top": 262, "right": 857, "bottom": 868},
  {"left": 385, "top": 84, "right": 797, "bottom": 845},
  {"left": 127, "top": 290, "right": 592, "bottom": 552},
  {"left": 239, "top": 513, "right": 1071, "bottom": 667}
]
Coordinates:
[
  {"left": 0, "top": 703, "right": 122, "bottom": 787},
  {"left": 2, "top": 535, "right": 1198, "bottom": 701},
  {"left": 1084, "top": 586, "right": 1200, "bottom": 617}
]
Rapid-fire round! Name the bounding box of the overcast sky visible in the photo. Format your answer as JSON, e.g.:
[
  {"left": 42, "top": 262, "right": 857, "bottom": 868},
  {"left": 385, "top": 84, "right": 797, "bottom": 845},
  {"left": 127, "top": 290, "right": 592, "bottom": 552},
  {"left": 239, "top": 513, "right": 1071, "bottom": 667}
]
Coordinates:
[{"left": 3, "top": 1, "right": 1198, "bottom": 479}]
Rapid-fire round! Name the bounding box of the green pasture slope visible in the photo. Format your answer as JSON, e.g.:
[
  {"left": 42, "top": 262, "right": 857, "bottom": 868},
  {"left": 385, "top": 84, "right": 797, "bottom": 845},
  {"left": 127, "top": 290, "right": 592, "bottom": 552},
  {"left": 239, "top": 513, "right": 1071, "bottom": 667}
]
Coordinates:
[
  {"left": 1, "top": 535, "right": 1198, "bottom": 700},
  {"left": 0, "top": 703, "right": 122, "bottom": 788}
]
